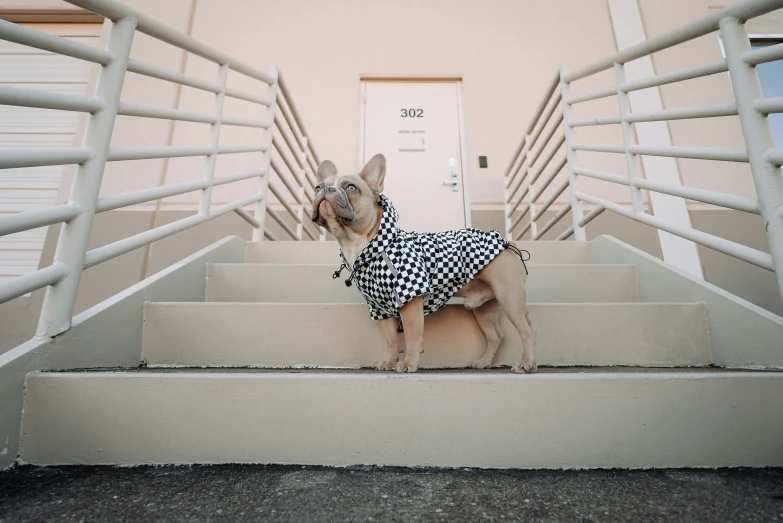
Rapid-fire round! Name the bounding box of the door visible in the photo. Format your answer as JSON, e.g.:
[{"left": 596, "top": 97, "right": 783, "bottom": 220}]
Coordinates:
[
  {"left": 362, "top": 81, "right": 467, "bottom": 232},
  {"left": 0, "top": 23, "right": 102, "bottom": 286}
]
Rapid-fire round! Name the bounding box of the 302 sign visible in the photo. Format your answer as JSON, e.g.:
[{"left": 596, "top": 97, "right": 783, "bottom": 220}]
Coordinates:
[{"left": 401, "top": 108, "right": 423, "bottom": 118}]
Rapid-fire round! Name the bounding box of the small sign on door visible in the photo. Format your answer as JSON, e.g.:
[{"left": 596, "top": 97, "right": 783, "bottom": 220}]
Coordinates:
[{"left": 398, "top": 130, "right": 425, "bottom": 152}]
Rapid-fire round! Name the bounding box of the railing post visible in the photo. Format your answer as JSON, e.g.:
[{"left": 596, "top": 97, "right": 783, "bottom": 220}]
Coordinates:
[
  {"left": 527, "top": 179, "right": 538, "bottom": 239},
  {"left": 720, "top": 16, "right": 783, "bottom": 300},
  {"left": 36, "top": 16, "right": 136, "bottom": 338},
  {"left": 253, "top": 63, "right": 278, "bottom": 241},
  {"left": 296, "top": 136, "right": 308, "bottom": 240},
  {"left": 198, "top": 63, "right": 229, "bottom": 215},
  {"left": 613, "top": 62, "right": 646, "bottom": 215},
  {"left": 504, "top": 137, "right": 530, "bottom": 239},
  {"left": 558, "top": 63, "right": 587, "bottom": 241}
]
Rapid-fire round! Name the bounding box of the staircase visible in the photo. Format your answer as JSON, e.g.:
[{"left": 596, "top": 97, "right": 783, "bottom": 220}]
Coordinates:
[{"left": 17, "top": 239, "right": 783, "bottom": 469}]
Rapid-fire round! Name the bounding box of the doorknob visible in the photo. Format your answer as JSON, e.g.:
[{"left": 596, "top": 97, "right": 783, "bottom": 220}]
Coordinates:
[{"left": 443, "top": 170, "right": 459, "bottom": 192}]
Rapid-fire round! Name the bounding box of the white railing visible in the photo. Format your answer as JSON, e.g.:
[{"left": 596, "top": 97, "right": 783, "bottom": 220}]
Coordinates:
[
  {"left": 0, "top": 0, "right": 323, "bottom": 338},
  {"left": 504, "top": 0, "right": 783, "bottom": 301}
]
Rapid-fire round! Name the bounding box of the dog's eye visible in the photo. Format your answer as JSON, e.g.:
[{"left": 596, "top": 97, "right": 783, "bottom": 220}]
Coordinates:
[
  {"left": 315, "top": 185, "right": 322, "bottom": 192},
  {"left": 346, "top": 184, "right": 357, "bottom": 192}
]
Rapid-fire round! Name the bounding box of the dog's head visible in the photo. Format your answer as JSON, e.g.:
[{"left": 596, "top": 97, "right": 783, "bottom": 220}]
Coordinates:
[{"left": 311, "top": 153, "right": 386, "bottom": 238}]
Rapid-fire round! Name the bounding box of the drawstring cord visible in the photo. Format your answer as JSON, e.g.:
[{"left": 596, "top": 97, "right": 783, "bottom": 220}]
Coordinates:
[
  {"left": 506, "top": 243, "right": 530, "bottom": 275},
  {"left": 333, "top": 262, "right": 355, "bottom": 287}
]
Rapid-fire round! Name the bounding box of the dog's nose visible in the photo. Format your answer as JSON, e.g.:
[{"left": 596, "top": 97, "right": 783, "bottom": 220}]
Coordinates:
[{"left": 325, "top": 186, "right": 337, "bottom": 193}]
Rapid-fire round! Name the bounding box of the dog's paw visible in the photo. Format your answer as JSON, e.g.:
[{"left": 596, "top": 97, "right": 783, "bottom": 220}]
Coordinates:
[
  {"left": 512, "top": 360, "right": 537, "bottom": 374},
  {"left": 471, "top": 356, "right": 493, "bottom": 369},
  {"left": 396, "top": 360, "right": 418, "bottom": 373},
  {"left": 377, "top": 359, "right": 397, "bottom": 371}
]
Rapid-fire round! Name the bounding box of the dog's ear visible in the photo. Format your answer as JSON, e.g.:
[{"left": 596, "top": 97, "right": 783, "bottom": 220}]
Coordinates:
[
  {"left": 316, "top": 160, "right": 337, "bottom": 182},
  {"left": 359, "top": 154, "right": 386, "bottom": 194}
]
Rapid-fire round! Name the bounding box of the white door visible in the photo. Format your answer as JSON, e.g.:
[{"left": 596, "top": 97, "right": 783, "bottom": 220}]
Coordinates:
[
  {"left": 362, "top": 81, "right": 467, "bottom": 232},
  {"left": 0, "top": 23, "right": 102, "bottom": 286}
]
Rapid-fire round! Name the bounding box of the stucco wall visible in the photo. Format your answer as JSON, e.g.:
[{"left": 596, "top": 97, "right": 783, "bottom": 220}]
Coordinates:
[
  {"left": 5, "top": 0, "right": 778, "bottom": 211},
  {"left": 86, "top": 0, "right": 619, "bottom": 211}
]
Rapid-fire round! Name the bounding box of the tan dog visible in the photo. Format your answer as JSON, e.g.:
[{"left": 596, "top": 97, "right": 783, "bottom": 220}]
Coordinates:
[{"left": 311, "top": 154, "right": 537, "bottom": 374}]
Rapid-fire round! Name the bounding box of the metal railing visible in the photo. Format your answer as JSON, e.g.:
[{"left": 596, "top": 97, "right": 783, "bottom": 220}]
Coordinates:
[
  {"left": 0, "top": 0, "right": 323, "bottom": 338},
  {"left": 504, "top": 0, "right": 783, "bottom": 301}
]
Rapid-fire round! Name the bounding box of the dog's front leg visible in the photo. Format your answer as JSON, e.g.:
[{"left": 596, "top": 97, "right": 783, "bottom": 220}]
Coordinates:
[
  {"left": 397, "top": 296, "right": 424, "bottom": 373},
  {"left": 377, "top": 317, "right": 401, "bottom": 371}
]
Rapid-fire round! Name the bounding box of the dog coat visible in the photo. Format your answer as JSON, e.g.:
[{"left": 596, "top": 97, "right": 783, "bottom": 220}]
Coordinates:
[{"left": 336, "top": 194, "right": 510, "bottom": 320}]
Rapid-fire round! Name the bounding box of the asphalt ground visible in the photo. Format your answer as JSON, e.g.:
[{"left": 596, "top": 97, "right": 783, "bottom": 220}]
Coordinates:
[{"left": 1, "top": 465, "right": 782, "bottom": 522}]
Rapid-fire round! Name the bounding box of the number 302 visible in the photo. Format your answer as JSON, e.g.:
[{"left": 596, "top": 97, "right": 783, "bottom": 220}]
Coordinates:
[{"left": 401, "top": 108, "right": 423, "bottom": 118}]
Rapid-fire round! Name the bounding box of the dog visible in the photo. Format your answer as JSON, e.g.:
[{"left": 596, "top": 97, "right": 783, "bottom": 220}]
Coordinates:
[{"left": 310, "top": 153, "right": 537, "bottom": 374}]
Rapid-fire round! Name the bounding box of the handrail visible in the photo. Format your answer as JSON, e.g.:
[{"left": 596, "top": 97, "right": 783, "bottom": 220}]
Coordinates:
[
  {"left": 620, "top": 59, "right": 728, "bottom": 93},
  {"left": 0, "top": 19, "right": 111, "bottom": 64},
  {"left": 66, "top": 0, "right": 274, "bottom": 84},
  {"left": 0, "top": 1, "right": 324, "bottom": 340},
  {"left": 564, "top": 0, "right": 783, "bottom": 82},
  {"left": 279, "top": 72, "right": 321, "bottom": 165},
  {"left": 0, "top": 85, "right": 105, "bottom": 113},
  {"left": 126, "top": 58, "right": 223, "bottom": 93},
  {"left": 504, "top": 0, "right": 783, "bottom": 303},
  {"left": 503, "top": 69, "right": 561, "bottom": 180}
]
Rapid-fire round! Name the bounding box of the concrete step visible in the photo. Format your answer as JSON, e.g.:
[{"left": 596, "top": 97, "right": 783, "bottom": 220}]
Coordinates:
[
  {"left": 205, "top": 263, "right": 639, "bottom": 304},
  {"left": 244, "top": 240, "right": 595, "bottom": 265},
  {"left": 141, "top": 302, "right": 709, "bottom": 368},
  {"left": 19, "top": 368, "right": 783, "bottom": 467}
]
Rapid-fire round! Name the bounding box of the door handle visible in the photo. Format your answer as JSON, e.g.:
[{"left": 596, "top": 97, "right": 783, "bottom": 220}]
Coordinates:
[{"left": 443, "top": 170, "right": 459, "bottom": 192}]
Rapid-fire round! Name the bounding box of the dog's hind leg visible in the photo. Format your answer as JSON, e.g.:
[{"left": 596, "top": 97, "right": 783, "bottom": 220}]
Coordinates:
[
  {"left": 471, "top": 299, "right": 504, "bottom": 369},
  {"left": 475, "top": 251, "right": 537, "bottom": 374}
]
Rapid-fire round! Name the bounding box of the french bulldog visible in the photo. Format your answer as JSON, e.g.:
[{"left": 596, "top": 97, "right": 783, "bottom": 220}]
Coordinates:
[{"left": 310, "top": 153, "right": 537, "bottom": 374}]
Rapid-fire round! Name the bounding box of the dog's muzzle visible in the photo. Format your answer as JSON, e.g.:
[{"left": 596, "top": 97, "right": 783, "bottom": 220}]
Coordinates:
[{"left": 311, "top": 187, "right": 356, "bottom": 223}]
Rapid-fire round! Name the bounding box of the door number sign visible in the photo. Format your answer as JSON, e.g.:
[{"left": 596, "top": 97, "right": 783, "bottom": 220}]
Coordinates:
[{"left": 401, "top": 108, "right": 423, "bottom": 117}]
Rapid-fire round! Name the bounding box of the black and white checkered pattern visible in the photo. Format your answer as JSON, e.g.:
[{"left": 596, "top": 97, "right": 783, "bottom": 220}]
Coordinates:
[{"left": 340, "top": 194, "right": 508, "bottom": 320}]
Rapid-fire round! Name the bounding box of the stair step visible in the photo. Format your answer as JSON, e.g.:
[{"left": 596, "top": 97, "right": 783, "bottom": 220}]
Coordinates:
[
  {"left": 244, "top": 240, "right": 595, "bottom": 265},
  {"left": 205, "top": 263, "right": 639, "bottom": 304},
  {"left": 19, "top": 368, "right": 783, "bottom": 467},
  {"left": 141, "top": 302, "right": 709, "bottom": 368}
]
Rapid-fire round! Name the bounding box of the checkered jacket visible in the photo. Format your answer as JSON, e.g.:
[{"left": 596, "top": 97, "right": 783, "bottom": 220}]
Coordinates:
[{"left": 340, "top": 194, "right": 508, "bottom": 320}]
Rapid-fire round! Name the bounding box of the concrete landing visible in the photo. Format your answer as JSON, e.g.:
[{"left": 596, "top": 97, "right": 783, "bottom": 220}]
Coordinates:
[
  {"left": 205, "top": 263, "right": 639, "bottom": 304},
  {"left": 19, "top": 368, "right": 783, "bottom": 467},
  {"left": 141, "top": 302, "right": 709, "bottom": 368}
]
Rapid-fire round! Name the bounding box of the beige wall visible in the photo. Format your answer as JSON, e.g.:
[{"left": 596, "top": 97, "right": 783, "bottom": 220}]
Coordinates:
[
  {"left": 95, "top": 0, "right": 620, "bottom": 210},
  {"left": 7, "top": 0, "right": 778, "bottom": 212},
  {"left": 640, "top": 0, "right": 751, "bottom": 200},
  {"left": 96, "top": 0, "right": 779, "bottom": 216}
]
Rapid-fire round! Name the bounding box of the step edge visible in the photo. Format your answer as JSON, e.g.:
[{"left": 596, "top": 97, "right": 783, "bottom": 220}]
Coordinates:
[
  {"left": 245, "top": 241, "right": 594, "bottom": 245},
  {"left": 140, "top": 363, "right": 706, "bottom": 370},
  {"left": 146, "top": 301, "right": 704, "bottom": 307},
  {"left": 209, "top": 263, "right": 637, "bottom": 268},
  {"left": 26, "top": 371, "right": 783, "bottom": 381}
]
